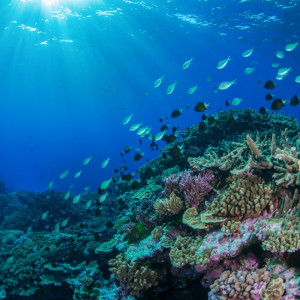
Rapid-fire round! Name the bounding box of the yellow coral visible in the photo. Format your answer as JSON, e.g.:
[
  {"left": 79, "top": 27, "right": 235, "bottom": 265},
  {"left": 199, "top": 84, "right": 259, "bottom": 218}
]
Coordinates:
[
  {"left": 169, "top": 236, "right": 202, "bottom": 267},
  {"left": 261, "top": 276, "right": 284, "bottom": 300},
  {"left": 182, "top": 207, "right": 208, "bottom": 230},
  {"left": 221, "top": 219, "right": 241, "bottom": 236},
  {"left": 109, "top": 253, "right": 158, "bottom": 296},
  {"left": 153, "top": 192, "right": 183, "bottom": 216},
  {"left": 211, "top": 175, "right": 276, "bottom": 219},
  {"left": 210, "top": 268, "right": 270, "bottom": 300}
]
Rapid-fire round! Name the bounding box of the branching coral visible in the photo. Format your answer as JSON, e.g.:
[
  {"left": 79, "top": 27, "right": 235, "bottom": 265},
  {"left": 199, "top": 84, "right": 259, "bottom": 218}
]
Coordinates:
[
  {"left": 189, "top": 130, "right": 300, "bottom": 187},
  {"left": 108, "top": 253, "right": 158, "bottom": 296},
  {"left": 164, "top": 170, "right": 215, "bottom": 207},
  {"left": 210, "top": 175, "right": 277, "bottom": 219},
  {"left": 221, "top": 220, "right": 241, "bottom": 236},
  {"left": 259, "top": 209, "right": 300, "bottom": 253},
  {"left": 209, "top": 268, "right": 271, "bottom": 300},
  {"left": 169, "top": 236, "right": 203, "bottom": 268},
  {"left": 153, "top": 192, "right": 184, "bottom": 216}
]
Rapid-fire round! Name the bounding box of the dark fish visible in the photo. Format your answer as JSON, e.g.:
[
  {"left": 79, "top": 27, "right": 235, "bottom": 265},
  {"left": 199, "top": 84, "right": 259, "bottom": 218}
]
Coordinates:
[
  {"left": 124, "top": 146, "right": 131, "bottom": 153},
  {"left": 264, "top": 80, "right": 275, "bottom": 90},
  {"left": 171, "top": 109, "right": 182, "bottom": 118},
  {"left": 163, "top": 134, "right": 177, "bottom": 144},
  {"left": 194, "top": 102, "right": 209, "bottom": 112},
  {"left": 207, "top": 115, "right": 216, "bottom": 125},
  {"left": 122, "top": 174, "right": 133, "bottom": 181},
  {"left": 186, "top": 104, "right": 189, "bottom": 109},
  {"left": 265, "top": 93, "right": 274, "bottom": 101},
  {"left": 114, "top": 169, "right": 119, "bottom": 173},
  {"left": 271, "top": 99, "right": 285, "bottom": 110},
  {"left": 134, "top": 153, "right": 143, "bottom": 161},
  {"left": 290, "top": 95, "right": 299, "bottom": 106},
  {"left": 172, "top": 126, "right": 178, "bottom": 134},
  {"left": 150, "top": 141, "right": 156, "bottom": 147},
  {"left": 120, "top": 152, "right": 124, "bottom": 156},
  {"left": 159, "top": 117, "right": 164, "bottom": 122},
  {"left": 142, "top": 167, "right": 155, "bottom": 179},
  {"left": 225, "top": 100, "right": 230, "bottom": 107},
  {"left": 139, "top": 139, "right": 142, "bottom": 145},
  {"left": 106, "top": 222, "right": 114, "bottom": 228},
  {"left": 161, "top": 125, "right": 169, "bottom": 131},
  {"left": 259, "top": 107, "right": 268, "bottom": 115},
  {"left": 131, "top": 180, "right": 140, "bottom": 189},
  {"left": 258, "top": 79, "right": 262, "bottom": 85},
  {"left": 198, "top": 121, "right": 207, "bottom": 131}
]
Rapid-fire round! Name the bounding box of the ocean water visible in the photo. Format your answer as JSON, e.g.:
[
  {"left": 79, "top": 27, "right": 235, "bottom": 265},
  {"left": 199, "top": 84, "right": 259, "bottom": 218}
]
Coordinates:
[
  {"left": 0, "top": 1, "right": 300, "bottom": 299},
  {"left": 0, "top": 0, "right": 299, "bottom": 193}
]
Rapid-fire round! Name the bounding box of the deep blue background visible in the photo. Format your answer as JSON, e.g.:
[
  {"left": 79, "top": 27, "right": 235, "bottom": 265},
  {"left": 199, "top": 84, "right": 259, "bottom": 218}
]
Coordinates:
[{"left": 0, "top": 0, "right": 299, "bottom": 193}]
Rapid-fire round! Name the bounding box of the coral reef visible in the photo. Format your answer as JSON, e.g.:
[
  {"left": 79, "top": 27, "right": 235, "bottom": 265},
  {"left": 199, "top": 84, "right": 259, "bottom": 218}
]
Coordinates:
[
  {"left": 209, "top": 268, "right": 271, "bottom": 299},
  {"left": 2, "top": 109, "right": 300, "bottom": 299},
  {"left": 153, "top": 192, "right": 184, "bottom": 216},
  {"left": 108, "top": 253, "right": 158, "bottom": 296}
]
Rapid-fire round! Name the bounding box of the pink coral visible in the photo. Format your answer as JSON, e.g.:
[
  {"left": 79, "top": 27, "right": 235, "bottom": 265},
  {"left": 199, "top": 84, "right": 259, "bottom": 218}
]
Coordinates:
[{"left": 164, "top": 170, "right": 215, "bottom": 208}]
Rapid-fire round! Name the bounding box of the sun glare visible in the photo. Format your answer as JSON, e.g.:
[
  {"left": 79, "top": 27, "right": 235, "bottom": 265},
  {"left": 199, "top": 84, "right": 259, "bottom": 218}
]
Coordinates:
[{"left": 42, "top": 0, "right": 59, "bottom": 6}]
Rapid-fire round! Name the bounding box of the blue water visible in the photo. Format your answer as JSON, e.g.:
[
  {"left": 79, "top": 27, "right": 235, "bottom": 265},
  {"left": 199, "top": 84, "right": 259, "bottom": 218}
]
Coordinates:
[{"left": 0, "top": 0, "right": 299, "bottom": 193}]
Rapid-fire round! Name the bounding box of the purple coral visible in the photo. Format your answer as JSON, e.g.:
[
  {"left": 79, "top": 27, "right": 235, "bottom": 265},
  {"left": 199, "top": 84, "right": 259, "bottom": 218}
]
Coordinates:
[{"left": 164, "top": 170, "right": 215, "bottom": 208}]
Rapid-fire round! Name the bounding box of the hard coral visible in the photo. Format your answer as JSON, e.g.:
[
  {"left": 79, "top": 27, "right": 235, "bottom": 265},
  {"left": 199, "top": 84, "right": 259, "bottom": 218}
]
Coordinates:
[
  {"left": 210, "top": 175, "right": 276, "bottom": 219},
  {"left": 261, "top": 276, "right": 284, "bottom": 300},
  {"left": 169, "top": 236, "right": 203, "bottom": 268},
  {"left": 209, "top": 268, "right": 270, "bottom": 300},
  {"left": 153, "top": 192, "right": 184, "bottom": 216},
  {"left": 164, "top": 170, "right": 215, "bottom": 208},
  {"left": 108, "top": 253, "right": 158, "bottom": 296},
  {"left": 259, "top": 209, "right": 300, "bottom": 253}
]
